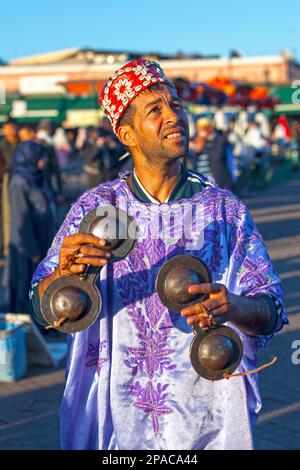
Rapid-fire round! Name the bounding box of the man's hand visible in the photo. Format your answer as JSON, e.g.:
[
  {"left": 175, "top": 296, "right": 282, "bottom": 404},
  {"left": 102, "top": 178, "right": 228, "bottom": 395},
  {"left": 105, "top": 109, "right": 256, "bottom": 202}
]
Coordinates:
[
  {"left": 59, "top": 233, "right": 111, "bottom": 276},
  {"left": 181, "top": 283, "right": 233, "bottom": 329},
  {"left": 38, "top": 233, "right": 111, "bottom": 298},
  {"left": 180, "top": 282, "right": 272, "bottom": 336}
]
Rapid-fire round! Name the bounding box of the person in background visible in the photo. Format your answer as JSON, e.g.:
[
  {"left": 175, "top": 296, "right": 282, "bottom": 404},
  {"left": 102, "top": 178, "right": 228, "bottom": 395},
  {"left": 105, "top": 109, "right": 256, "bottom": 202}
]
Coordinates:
[
  {"left": 4, "top": 133, "right": 54, "bottom": 314},
  {"left": 82, "top": 126, "right": 106, "bottom": 188},
  {"left": 66, "top": 129, "right": 81, "bottom": 164},
  {"left": 0, "top": 119, "right": 19, "bottom": 256},
  {"left": 52, "top": 126, "right": 72, "bottom": 169},
  {"left": 98, "top": 117, "right": 125, "bottom": 180},
  {"left": 254, "top": 111, "right": 271, "bottom": 140},
  {"left": 214, "top": 106, "right": 229, "bottom": 132},
  {"left": 244, "top": 120, "right": 270, "bottom": 161},
  {"left": 272, "top": 115, "right": 291, "bottom": 149},
  {"left": 290, "top": 120, "right": 300, "bottom": 171},
  {"left": 36, "top": 119, "right": 53, "bottom": 146},
  {"left": 36, "top": 121, "right": 65, "bottom": 227},
  {"left": 190, "top": 117, "right": 233, "bottom": 189}
]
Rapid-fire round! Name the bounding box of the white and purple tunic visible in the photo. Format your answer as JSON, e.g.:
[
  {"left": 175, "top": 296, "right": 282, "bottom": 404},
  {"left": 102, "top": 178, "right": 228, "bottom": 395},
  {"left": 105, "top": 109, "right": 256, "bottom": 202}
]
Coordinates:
[{"left": 31, "top": 172, "right": 287, "bottom": 450}]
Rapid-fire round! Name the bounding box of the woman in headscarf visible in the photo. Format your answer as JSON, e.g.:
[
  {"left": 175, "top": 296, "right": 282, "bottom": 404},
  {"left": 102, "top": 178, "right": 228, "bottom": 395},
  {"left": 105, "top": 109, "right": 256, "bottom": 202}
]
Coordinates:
[{"left": 4, "top": 139, "right": 54, "bottom": 314}]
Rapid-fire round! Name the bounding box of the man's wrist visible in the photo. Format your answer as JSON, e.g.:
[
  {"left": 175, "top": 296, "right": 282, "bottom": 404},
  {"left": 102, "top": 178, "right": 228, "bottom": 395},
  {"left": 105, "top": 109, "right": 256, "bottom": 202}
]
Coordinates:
[
  {"left": 227, "top": 293, "right": 271, "bottom": 336},
  {"left": 38, "top": 267, "right": 61, "bottom": 299}
]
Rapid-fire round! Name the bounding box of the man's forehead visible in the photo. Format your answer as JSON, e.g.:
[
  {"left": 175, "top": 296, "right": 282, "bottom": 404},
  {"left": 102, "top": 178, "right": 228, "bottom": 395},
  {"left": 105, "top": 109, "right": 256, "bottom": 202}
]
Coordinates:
[{"left": 134, "top": 84, "right": 180, "bottom": 108}]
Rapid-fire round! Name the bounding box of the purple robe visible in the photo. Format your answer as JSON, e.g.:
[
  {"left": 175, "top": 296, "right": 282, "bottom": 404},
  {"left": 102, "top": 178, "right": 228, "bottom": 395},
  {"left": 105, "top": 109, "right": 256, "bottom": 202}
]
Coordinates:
[{"left": 31, "top": 172, "right": 287, "bottom": 450}]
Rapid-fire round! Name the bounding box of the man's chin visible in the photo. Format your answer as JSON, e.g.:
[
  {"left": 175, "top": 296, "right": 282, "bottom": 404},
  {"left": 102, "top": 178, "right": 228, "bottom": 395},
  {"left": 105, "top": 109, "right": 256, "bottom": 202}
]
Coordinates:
[{"left": 166, "top": 144, "right": 188, "bottom": 160}]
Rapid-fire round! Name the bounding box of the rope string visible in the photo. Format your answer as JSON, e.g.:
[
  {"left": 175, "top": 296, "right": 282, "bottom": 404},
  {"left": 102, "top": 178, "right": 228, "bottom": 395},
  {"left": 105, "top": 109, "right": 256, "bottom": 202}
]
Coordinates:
[
  {"left": 223, "top": 356, "right": 277, "bottom": 379},
  {"left": 45, "top": 317, "right": 67, "bottom": 330}
]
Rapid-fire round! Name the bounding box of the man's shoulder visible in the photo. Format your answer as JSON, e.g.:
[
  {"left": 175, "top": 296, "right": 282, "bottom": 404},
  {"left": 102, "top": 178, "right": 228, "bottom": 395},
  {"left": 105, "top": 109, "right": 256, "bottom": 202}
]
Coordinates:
[{"left": 75, "top": 177, "right": 122, "bottom": 207}]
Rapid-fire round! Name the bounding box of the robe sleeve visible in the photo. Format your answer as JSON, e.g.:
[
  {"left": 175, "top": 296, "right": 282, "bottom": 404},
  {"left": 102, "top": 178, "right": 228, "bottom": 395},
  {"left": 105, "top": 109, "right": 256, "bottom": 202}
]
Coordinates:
[
  {"left": 30, "top": 194, "right": 86, "bottom": 289},
  {"left": 226, "top": 196, "right": 288, "bottom": 347}
]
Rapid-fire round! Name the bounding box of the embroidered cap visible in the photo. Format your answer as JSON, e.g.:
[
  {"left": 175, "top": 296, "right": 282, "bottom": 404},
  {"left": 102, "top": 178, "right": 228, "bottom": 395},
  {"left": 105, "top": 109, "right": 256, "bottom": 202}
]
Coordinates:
[{"left": 98, "top": 58, "right": 175, "bottom": 133}]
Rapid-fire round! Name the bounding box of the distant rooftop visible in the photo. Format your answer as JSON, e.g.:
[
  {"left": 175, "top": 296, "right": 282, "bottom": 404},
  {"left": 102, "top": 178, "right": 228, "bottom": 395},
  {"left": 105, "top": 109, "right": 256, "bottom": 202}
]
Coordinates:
[{"left": 8, "top": 47, "right": 220, "bottom": 66}]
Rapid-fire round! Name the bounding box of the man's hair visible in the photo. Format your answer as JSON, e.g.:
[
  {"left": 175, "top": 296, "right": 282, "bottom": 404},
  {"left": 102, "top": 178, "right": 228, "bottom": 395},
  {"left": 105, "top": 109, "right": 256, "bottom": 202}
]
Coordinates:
[
  {"left": 119, "top": 103, "right": 136, "bottom": 128},
  {"left": 19, "top": 123, "right": 35, "bottom": 132},
  {"left": 3, "top": 118, "right": 17, "bottom": 126}
]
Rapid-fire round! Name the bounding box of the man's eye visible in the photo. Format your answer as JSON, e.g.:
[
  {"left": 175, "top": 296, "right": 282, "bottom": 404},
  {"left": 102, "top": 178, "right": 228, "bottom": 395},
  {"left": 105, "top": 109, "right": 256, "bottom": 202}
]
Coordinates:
[{"left": 149, "top": 107, "right": 159, "bottom": 114}]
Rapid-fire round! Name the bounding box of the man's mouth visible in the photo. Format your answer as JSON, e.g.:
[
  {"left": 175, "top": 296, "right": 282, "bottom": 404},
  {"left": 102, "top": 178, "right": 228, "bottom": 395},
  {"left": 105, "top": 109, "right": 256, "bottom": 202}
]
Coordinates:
[
  {"left": 166, "top": 132, "right": 183, "bottom": 139},
  {"left": 164, "top": 128, "right": 186, "bottom": 141}
]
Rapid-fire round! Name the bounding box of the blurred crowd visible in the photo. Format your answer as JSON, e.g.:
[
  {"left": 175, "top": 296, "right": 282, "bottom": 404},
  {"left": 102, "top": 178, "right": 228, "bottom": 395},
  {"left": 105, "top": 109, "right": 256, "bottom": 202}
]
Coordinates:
[
  {"left": 188, "top": 109, "right": 300, "bottom": 189},
  {"left": 0, "top": 110, "right": 299, "bottom": 315}
]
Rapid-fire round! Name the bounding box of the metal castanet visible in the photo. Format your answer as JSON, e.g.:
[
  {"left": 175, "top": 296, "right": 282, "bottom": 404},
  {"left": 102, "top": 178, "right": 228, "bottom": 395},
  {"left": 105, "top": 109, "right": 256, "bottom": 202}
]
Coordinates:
[
  {"left": 40, "top": 206, "right": 137, "bottom": 333},
  {"left": 156, "top": 254, "right": 243, "bottom": 381},
  {"left": 156, "top": 254, "right": 212, "bottom": 313},
  {"left": 189, "top": 323, "right": 243, "bottom": 381}
]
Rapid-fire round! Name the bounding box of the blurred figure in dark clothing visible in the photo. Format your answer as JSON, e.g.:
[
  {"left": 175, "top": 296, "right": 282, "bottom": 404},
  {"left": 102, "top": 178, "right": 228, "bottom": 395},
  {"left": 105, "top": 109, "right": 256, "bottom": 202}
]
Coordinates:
[
  {"left": 82, "top": 126, "right": 106, "bottom": 188},
  {"left": 99, "top": 117, "right": 125, "bottom": 179},
  {"left": 0, "top": 119, "right": 19, "bottom": 256},
  {"left": 4, "top": 140, "right": 54, "bottom": 313},
  {"left": 35, "top": 121, "right": 65, "bottom": 226},
  {"left": 190, "top": 117, "right": 232, "bottom": 189},
  {"left": 36, "top": 120, "right": 64, "bottom": 196},
  {"left": 0, "top": 119, "right": 19, "bottom": 170},
  {"left": 66, "top": 129, "right": 81, "bottom": 165}
]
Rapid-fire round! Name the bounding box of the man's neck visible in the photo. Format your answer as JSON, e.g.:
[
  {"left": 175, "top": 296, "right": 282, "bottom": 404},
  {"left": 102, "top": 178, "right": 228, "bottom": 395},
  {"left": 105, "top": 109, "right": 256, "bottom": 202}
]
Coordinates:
[{"left": 133, "top": 160, "right": 182, "bottom": 203}]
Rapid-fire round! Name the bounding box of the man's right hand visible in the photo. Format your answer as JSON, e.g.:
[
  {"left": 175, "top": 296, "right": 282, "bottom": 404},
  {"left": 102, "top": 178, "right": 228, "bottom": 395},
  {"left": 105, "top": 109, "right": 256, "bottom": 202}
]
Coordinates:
[
  {"left": 38, "top": 233, "right": 111, "bottom": 298},
  {"left": 58, "top": 233, "right": 111, "bottom": 276}
]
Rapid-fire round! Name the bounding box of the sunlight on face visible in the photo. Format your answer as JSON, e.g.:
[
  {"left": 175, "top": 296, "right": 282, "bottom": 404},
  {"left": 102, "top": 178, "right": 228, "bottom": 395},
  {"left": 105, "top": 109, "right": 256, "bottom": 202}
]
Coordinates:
[{"left": 130, "top": 84, "right": 189, "bottom": 164}]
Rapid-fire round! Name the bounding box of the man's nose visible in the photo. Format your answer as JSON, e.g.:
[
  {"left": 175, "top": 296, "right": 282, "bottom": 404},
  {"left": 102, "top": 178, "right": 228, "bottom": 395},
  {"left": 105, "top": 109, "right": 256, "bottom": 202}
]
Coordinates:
[{"left": 163, "top": 104, "right": 180, "bottom": 125}]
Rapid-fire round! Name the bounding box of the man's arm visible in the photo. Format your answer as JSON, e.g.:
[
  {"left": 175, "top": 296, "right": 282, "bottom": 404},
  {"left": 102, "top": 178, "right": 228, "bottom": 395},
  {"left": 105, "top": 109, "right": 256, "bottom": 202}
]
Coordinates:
[
  {"left": 181, "top": 193, "right": 287, "bottom": 337},
  {"left": 38, "top": 267, "right": 61, "bottom": 299},
  {"left": 181, "top": 283, "right": 278, "bottom": 336}
]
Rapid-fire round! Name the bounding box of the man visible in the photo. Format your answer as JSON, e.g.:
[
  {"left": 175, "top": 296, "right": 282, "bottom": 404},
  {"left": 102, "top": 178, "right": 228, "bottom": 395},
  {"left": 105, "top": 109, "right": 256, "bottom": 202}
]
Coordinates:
[
  {"left": 190, "top": 117, "right": 233, "bottom": 189},
  {"left": 0, "top": 119, "right": 19, "bottom": 256},
  {"left": 30, "top": 59, "right": 287, "bottom": 450}
]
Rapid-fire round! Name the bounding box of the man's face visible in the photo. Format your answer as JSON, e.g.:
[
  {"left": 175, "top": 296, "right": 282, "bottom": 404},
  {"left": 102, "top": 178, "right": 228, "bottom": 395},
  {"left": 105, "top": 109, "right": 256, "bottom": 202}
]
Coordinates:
[
  {"left": 129, "top": 84, "right": 189, "bottom": 163},
  {"left": 198, "top": 124, "right": 213, "bottom": 139},
  {"left": 3, "top": 123, "right": 17, "bottom": 141},
  {"left": 19, "top": 128, "right": 36, "bottom": 142}
]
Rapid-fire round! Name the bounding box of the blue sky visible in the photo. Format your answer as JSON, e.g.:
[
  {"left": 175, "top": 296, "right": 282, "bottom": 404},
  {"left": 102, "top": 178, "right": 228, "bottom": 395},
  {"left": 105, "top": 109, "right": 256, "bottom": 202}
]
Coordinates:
[{"left": 1, "top": 0, "right": 299, "bottom": 61}]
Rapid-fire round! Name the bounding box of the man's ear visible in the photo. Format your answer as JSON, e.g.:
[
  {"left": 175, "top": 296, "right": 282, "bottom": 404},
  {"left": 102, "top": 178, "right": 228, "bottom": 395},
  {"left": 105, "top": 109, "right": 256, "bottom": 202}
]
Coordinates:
[{"left": 117, "top": 125, "right": 136, "bottom": 149}]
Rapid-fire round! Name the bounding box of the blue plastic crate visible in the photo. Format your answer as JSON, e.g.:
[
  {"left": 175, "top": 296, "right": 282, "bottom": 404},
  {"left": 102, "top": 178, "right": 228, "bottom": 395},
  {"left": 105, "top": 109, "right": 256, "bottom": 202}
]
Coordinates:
[{"left": 0, "top": 321, "right": 27, "bottom": 382}]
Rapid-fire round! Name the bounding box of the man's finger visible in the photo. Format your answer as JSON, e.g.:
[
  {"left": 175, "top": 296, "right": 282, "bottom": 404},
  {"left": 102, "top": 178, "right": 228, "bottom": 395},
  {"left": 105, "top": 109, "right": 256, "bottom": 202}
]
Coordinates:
[
  {"left": 187, "top": 283, "right": 224, "bottom": 296},
  {"left": 181, "top": 303, "right": 209, "bottom": 317},
  {"left": 201, "top": 298, "right": 223, "bottom": 312},
  {"left": 186, "top": 315, "right": 212, "bottom": 327},
  {"left": 63, "top": 233, "right": 107, "bottom": 247},
  {"left": 74, "top": 256, "right": 108, "bottom": 267},
  {"left": 79, "top": 246, "right": 111, "bottom": 257},
  {"left": 69, "top": 264, "right": 86, "bottom": 274}
]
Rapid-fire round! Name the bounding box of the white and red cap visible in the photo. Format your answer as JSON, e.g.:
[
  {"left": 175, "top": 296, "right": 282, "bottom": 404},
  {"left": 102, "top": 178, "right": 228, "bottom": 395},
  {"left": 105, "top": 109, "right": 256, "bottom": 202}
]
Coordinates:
[{"left": 98, "top": 58, "right": 174, "bottom": 133}]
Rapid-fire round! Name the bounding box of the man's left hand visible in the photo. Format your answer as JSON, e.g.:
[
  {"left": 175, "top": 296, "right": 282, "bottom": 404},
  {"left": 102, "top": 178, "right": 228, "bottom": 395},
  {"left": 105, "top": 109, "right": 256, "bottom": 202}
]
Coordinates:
[{"left": 181, "top": 283, "right": 236, "bottom": 329}]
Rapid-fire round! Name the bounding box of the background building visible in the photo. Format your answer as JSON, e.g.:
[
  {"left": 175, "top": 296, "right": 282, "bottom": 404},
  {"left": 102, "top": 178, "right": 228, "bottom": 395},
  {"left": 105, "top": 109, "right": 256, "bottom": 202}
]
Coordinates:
[{"left": 1, "top": 48, "right": 300, "bottom": 125}]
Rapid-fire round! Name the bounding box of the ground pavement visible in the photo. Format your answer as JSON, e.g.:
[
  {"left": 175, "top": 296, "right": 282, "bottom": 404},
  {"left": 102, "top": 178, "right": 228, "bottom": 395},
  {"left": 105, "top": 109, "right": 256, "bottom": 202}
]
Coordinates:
[{"left": 0, "top": 176, "right": 299, "bottom": 450}]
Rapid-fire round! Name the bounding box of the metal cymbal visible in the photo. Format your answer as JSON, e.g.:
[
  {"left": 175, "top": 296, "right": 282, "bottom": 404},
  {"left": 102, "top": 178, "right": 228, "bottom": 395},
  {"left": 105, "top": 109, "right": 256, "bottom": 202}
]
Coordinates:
[
  {"left": 40, "top": 205, "right": 138, "bottom": 333},
  {"left": 40, "top": 273, "right": 101, "bottom": 333},
  {"left": 156, "top": 254, "right": 212, "bottom": 313},
  {"left": 189, "top": 325, "right": 243, "bottom": 381},
  {"left": 79, "top": 206, "right": 137, "bottom": 261}
]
